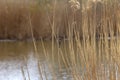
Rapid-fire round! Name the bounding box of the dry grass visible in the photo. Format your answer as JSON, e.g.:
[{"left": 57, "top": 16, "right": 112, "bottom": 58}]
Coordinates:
[
  {"left": 1, "top": 0, "right": 120, "bottom": 80},
  {"left": 48, "top": 0, "right": 120, "bottom": 80},
  {"left": 0, "top": 0, "right": 69, "bottom": 40},
  {"left": 0, "top": 0, "right": 50, "bottom": 40},
  {"left": 0, "top": 0, "right": 119, "bottom": 40}
]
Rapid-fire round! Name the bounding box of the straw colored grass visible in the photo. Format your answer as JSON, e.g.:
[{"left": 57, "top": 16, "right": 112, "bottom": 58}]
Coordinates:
[{"left": 1, "top": 0, "right": 120, "bottom": 80}]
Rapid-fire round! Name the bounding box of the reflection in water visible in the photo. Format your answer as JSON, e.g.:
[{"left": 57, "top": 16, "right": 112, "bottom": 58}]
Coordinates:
[
  {"left": 0, "top": 40, "right": 119, "bottom": 80},
  {"left": 0, "top": 41, "right": 72, "bottom": 80}
]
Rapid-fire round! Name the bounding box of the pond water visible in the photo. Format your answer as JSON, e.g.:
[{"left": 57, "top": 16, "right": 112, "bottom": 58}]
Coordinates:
[
  {"left": 0, "top": 41, "right": 73, "bottom": 80},
  {"left": 0, "top": 40, "right": 119, "bottom": 80}
]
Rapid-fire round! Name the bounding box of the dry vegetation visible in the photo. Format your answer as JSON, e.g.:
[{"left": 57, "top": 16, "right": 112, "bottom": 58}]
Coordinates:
[
  {"left": 1, "top": 0, "right": 120, "bottom": 80},
  {"left": 0, "top": 0, "right": 69, "bottom": 40},
  {"left": 0, "top": 0, "right": 51, "bottom": 40},
  {"left": 0, "top": 0, "right": 119, "bottom": 40}
]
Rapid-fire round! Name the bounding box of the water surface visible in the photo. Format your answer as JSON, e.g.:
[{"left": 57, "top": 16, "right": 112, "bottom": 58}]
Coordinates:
[{"left": 0, "top": 41, "right": 73, "bottom": 80}]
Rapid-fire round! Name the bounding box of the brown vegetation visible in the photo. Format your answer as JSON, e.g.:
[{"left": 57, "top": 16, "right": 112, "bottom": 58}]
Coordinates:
[
  {"left": 0, "top": 0, "right": 119, "bottom": 40},
  {"left": 1, "top": 0, "right": 120, "bottom": 80}
]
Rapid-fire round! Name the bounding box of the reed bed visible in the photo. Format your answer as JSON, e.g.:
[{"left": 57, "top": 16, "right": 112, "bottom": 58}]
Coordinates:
[{"left": 1, "top": 0, "right": 120, "bottom": 80}]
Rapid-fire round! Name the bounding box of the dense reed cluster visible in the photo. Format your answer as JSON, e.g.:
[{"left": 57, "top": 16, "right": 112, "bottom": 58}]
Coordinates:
[
  {"left": 0, "top": 0, "right": 120, "bottom": 80},
  {"left": 0, "top": 0, "right": 119, "bottom": 40}
]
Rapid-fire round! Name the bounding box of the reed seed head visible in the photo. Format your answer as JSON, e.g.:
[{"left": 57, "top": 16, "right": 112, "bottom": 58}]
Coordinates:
[{"left": 69, "top": 0, "right": 80, "bottom": 11}]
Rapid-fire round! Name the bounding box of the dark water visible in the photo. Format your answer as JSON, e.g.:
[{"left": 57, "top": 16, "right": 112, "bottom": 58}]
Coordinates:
[{"left": 0, "top": 41, "right": 73, "bottom": 80}]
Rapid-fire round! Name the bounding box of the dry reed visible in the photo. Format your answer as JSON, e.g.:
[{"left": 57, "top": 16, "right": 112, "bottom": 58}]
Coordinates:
[{"left": 1, "top": 0, "right": 120, "bottom": 80}]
